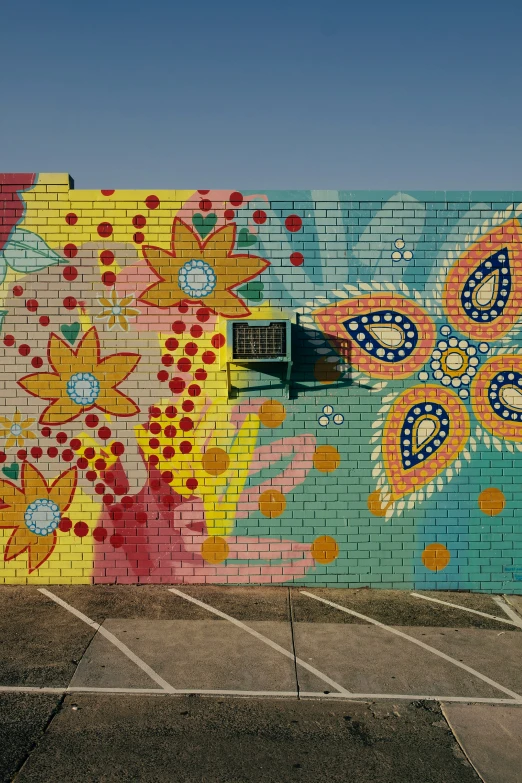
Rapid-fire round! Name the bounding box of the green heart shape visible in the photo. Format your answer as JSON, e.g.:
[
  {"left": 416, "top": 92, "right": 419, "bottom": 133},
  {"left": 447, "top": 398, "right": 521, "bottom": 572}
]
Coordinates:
[
  {"left": 237, "top": 228, "right": 258, "bottom": 249},
  {"left": 3, "top": 463, "right": 19, "bottom": 481},
  {"left": 60, "top": 322, "right": 81, "bottom": 345},
  {"left": 237, "top": 282, "right": 264, "bottom": 302},
  {"left": 193, "top": 213, "right": 217, "bottom": 239}
]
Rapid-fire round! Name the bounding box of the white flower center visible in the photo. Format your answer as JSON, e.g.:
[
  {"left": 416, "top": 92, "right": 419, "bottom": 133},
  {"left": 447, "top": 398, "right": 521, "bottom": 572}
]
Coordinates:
[
  {"left": 111, "top": 305, "right": 122, "bottom": 315},
  {"left": 178, "top": 259, "right": 217, "bottom": 299},
  {"left": 24, "top": 498, "right": 61, "bottom": 536},
  {"left": 66, "top": 372, "right": 100, "bottom": 406},
  {"left": 10, "top": 423, "right": 23, "bottom": 437}
]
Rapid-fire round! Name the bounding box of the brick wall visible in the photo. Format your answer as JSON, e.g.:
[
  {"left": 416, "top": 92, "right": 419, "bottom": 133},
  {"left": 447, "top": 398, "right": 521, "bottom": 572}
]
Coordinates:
[{"left": 0, "top": 173, "right": 521, "bottom": 591}]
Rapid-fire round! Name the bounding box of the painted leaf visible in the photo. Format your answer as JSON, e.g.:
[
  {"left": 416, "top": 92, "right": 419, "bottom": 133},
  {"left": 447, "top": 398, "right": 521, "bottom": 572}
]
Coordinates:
[
  {"left": 2, "top": 228, "right": 65, "bottom": 274},
  {"left": 383, "top": 385, "right": 469, "bottom": 500}
]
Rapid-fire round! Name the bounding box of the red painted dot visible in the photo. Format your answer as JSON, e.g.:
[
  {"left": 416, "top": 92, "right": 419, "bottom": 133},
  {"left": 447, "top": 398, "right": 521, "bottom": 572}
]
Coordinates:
[
  {"left": 63, "top": 266, "right": 78, "bottom": 281},
  {"left": 70, "top": 438, "right": 82, "bottom": 451},
  {"left": 105, "top": 472, "right": 115, "bottom": 485},
  {"left": 26, "top": 299, "right": 38, "bottom": 312},
  {"left": 133, "top": 215, "right": 147, "bottom": 228},
  {"left": 190, "top": 325, "right": 203, "bottom": 338},
  {"left": 64, "top": 244, "right": 77, "bottom": 259},
  {"left": 182, "top": 399, "right": 194, "bottom": 413},
  {"left": 95, "top": 458, "right": 107, "bottom": 471},
  {"left": 163, "top": 445, "right": 175, "bottom": 459},
  {"left": 211, "top": 333, "right": 225, "bottom": 349},
  {"left": 97, "top": 222, "right": 113, "bottom": 238},
  {"left": 165, "top": 337, "right": 179, "bottom": 351},
  {"left": 188, "top": 383, "right": 201, "bottom": 397},
  {"left": 230, "top": 191, "right": 243, "bottom": 207},
  {"left": 110, "top": 534, "right": 124, "bottom": 548},
  {"left": 98, "top": 426, "right": 112, "bottom": 440},
  {"left": 179, "top": 416, "right": 193, "bottom": 432},
  {"left": 162, "top": 470, "right": 173, "bottom": 483},
  {"left": 74, "top": 521, "right": 89, "bottom": 537},
  {"left": 164, "top": 424, "right": 177, "bottom": 438},
  {"left": 149, "top": 438, "right": 160, "bottom": 449},
  {"left": 186, "top": 477, "right": 198, "bottom": 491},
  {"left": 178, "top": 303, "right": 189, "bottom": 314},
  {"left": 177, "top": 357, "right": 191, "bottom": 373},
  {"left": 145, "top": 195, "right": 160, "bottom": 210},
  {"left": 150, "top": 453, "right": 160, "bottom": 465},
  {"left": 253, "top": 210, "right": 267, "bottom": 225},
  {"left": 100, "top": 250, "right": 114, "bottom": 266},
  {"left": 62, "top": 449, "right": 74, "bottom": 462},
  {"left": 202, "top": 350, "right": 216, "bottom": 365},
  {"left": 31, "top": 356, "right": 43, "bottom": 368},
  {"left": 114, "top": 487, "right": 126, "bottom": 499},
  {"left": 169, "top": 377, "right": 185, "bottom": 394},
  {"left": 39, "top": 316, "right": 50, "bottom": 327},
  {"left": 3, "top": 335, "right": 14, "bottom": 347},
  {"left": 65, "top": 212, "right": 78, "bottom": 225},
  {"left": 199, "top": 199, "right": 212, "bottom": 212},
  {"left": 63, "top": 297, "right": 77, "bottom": 311},
  {"left": 85, "top": 414, "right": 99, "bottom": 428},
  {"left": 84, "top": 447, "right": 96, "bottom": 459},
  {"left": 59, "top": 517, "right": 72, "bottom": 532},
  {"left": 149, "top": 406, "right": 161, "bottom": 418},
  {"left": 41, "top": 427, "right": 52, "bottom": 438},
  {"left": 101, "top": 190, "right": 115, "bottom": 196},
  {"left": 290, "top": 252, "right": 304, "bottom": 266},
  {"left": 17, "top": 449, "right": 27, "bottom": 461},
  {"left": 102, "top": 271, "right": 116, "bottom": 287},
  {"left": 47, "top": 447, "right": 58, "bottom": 458},
  {"left": 136, "top": 512, "right": 148, "bottom": 524},
  {"left": 172, "top": 320, "right": 186, "bottom": 334},
  {"left": 103, "top": 493, "right": 114, "bottom": 506},
  {"left": 185, "top": 342, "right": 198, "bottom": 356},
  {"left": 162, "top": 354, "right": 174, "bottom": 367},
  {"left": 109, "top": 505, "right": 123, "bottom": 522},
  {"left": 85, "top": 470, "right": 97, "bottom": 481},
  {"left": 93, "top": 527, "right": 108, "bottom": 542},
  {"left": 196, "top": 308, "right": 210, "bottom": 323},
  {"left": 151, "top": 479, "right": 161, "bottom": 492},
  {"left": 18, "top": 344, "right": 30, "bottom": 356},
  {"left": 13, "top": 286, "right": 23, "bottom": 297},
  {"left": 162, "top": 494, "right": 175, "bottom": 507},
  {"left": 285, "top": 214, "right": 302, "bottom": 232},
  {"left": 149, "top": 421, "right": 162, "bottom": 435},
  {"left": 194, "top": 368, "right": 207, "bottom": 381},
  {"left": 111, "top": 441, "right": 125, "bottom": 457},
  {"left": 30, "top": 446, "right": 42, "bottom": 460},
  {"left": 122, "top": 495, "right": 133, "bottom": 509},
  {"left": 56, "top": 432, "right": 68, "bottom": 445},
  {"left": 224, "top": 209, "right": 235, "bottom": 220},
  {"left": 165, "top": 405, "right": 177, "bottom": 418},
  {"left": 133, "top": 232, "right": 145, "bottom": 244},
  {"left": 198, "top": 190, "right": 210, "bottom": 195},
  {"left": 157, "top": 370, "right": 169, "bottom": 382},
  {"left": 0, "top": 451, "right": 5, "bottom": 464},
  {"left": 76, "top": 457, "right": 89, "bottom": 470}
]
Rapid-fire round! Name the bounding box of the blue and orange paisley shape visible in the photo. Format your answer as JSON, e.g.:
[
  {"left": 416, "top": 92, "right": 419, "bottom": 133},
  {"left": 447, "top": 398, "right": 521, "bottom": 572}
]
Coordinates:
[
  {"left": 443, "top": 219, "right": 522, "bottom": 341},
  {"left": 313, "top": 294, "right": 436, "bottom": 379},
  {"left": 472, "top": 354, "right": 522, "bottom": 441},
  {"left": 383, "top": 385, "right": 470, "bottom": 500}
]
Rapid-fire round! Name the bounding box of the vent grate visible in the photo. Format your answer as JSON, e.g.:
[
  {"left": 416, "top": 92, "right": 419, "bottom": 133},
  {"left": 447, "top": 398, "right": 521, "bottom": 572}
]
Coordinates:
[{"left": 232, "top": 322, "right": 287, "bottom": 360}]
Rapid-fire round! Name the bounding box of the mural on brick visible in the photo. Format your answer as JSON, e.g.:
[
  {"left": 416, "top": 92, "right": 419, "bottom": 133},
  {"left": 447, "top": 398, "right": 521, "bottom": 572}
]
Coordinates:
[{"left": 0, "top": 173, "right": 520, "bottom": 590}]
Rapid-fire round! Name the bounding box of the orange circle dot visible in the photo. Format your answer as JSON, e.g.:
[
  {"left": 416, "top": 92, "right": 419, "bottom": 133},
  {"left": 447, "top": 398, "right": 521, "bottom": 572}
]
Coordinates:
[
  {"left": 422, "top": 543, "right": 451, "bottom": 572},
  {"left": 202, "top": 447, "right": 230, "bottom": 477},
  {"left": 314, "top": 357, "right": 341, "bottom": 385},
  {"left": 367, "top": 490, "right": 387, "bottom": 517},
  {"left": 313, "top": 445, "right": 341, "bottom": 473},
  {"left": 311, "top": 535, "right": 339, "bottom": 564},
  {"left": 478, "top": 487, "right": 505, "bottom": 516},
  {"left": 259, "top": 489, "right": 286, "bottom": 518},
  {"left": 201, "top": 536, "right": 229, "bottom": 564},
  {"left": 258, "top": 400, "right": 286, "bottom": 428}
]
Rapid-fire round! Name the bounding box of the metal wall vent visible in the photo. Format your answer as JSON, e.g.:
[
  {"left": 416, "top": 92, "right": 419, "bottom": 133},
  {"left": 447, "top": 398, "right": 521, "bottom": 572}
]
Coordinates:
[{"left": 232, "top": 321, "right": 288, "bottom": 361}]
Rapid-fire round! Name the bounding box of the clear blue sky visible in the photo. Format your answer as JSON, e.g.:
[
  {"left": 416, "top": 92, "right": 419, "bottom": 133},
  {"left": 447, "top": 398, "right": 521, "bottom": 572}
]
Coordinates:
[{"left": 2, "top": 0, "right": 521, "bottom": 190}]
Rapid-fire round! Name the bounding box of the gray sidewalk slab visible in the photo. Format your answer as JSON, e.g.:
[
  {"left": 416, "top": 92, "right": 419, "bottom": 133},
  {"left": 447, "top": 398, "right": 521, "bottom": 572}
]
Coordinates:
[
  {"left": 71, "top": 619, "right": 304, "bottom": 693},
  {"left": 292, "top": 624, "right": 508, "bottom": 697},
  {"left": 14, "top": 694, "right": 480, "bottom": 783},
  {"left": 443, "top": 703, "right": 522, "bottom": 783}
]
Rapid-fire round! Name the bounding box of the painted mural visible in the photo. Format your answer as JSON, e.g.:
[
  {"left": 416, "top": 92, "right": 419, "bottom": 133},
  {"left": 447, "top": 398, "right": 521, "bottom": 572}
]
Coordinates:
[{"left": 0, "top": 173, "right": 521, "bottom": 591}]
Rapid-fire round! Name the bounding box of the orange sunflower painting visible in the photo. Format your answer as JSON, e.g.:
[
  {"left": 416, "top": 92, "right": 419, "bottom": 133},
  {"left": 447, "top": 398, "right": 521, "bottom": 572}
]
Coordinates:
[
  {"left": 18, "top": 326, "right": 141, "bottom": 426},
  {"left": 138, "top": 218, "right": 269, "bottom": 317},
  {"left": 0, "top": 462, "right": 77, "bottom": 572}
]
